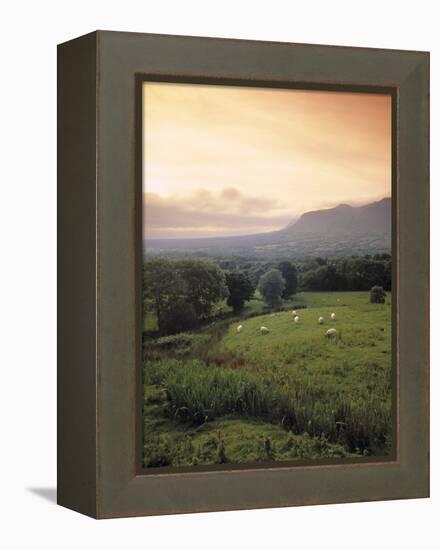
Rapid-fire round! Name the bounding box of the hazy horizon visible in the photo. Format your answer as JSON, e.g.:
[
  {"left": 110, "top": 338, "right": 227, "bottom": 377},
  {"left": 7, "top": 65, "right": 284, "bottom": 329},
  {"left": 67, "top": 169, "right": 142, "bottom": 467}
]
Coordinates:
[
  {"left": 144, "top": 195, "right": 391, "bottom": 241},
  {"left": 143, "top": 83, "right": 391, "bottom": 240}
]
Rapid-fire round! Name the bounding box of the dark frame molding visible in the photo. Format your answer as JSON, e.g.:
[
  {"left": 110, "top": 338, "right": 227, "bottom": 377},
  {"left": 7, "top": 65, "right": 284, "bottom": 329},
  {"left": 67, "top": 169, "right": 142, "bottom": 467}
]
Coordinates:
[{"left": 58, "top": 31, "right": 429, "bottom": 519}]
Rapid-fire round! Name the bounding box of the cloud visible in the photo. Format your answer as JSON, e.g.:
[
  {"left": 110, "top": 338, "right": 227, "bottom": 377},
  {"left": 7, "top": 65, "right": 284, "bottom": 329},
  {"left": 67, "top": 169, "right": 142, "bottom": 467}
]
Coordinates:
[
  {"left": 142, "top": 84, "right": 391, "bottom": 239},
  {"left": 143, "top": 188, "right": 293, "bottom": 239},
  {"left": 188, "top": 186, "right": 281, "bottom": 215}
]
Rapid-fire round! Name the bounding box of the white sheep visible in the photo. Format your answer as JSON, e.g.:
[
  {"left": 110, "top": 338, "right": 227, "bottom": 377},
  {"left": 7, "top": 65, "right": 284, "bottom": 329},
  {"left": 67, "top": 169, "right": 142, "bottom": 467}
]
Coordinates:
[
  {"left": 326, "top": 328, "right": 337, "bottom": 338},
  {"left": 331, "top": 312, "right": 336, "bottom": 321},
  {"left": 260, "top": 326, "right": 269, "bottom": 334},
  {"left": 237, "top": 324, "right": 243, "bottom": 333},
  {"left": 292, "top": 310, "right": 297, "bottom": 316},
  {"left": 318, "top": 316, "right": 324, "bottom": 324},
  {"left": 294, "top": 316, "right": 300, "bottom": 323}
]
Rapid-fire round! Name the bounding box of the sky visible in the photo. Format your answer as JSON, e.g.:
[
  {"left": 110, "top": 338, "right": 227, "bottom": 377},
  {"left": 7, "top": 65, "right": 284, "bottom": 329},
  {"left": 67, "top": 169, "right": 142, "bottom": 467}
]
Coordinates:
[{"left": 143, "top": 82, "right": 391, "bottom": 240}]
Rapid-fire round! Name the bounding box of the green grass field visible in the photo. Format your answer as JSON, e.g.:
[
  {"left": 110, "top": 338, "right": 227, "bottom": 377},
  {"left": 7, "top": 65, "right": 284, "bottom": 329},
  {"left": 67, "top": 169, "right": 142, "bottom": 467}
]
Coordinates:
[{"left": 142, "top": 291, "right": 392, "bottom": 468}]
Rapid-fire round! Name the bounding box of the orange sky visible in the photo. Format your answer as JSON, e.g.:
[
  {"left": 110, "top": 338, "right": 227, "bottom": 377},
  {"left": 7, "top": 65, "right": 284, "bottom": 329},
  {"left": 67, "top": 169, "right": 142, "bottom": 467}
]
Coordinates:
[{"left": 143, "top": 82, "right": 391, "bottom": 239}]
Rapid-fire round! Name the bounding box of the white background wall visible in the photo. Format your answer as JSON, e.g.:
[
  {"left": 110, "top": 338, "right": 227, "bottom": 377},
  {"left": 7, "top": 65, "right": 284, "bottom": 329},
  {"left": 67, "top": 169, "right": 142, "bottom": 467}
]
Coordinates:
[{"left": 0, "top": 1, "right": 437, "bottom": 548}]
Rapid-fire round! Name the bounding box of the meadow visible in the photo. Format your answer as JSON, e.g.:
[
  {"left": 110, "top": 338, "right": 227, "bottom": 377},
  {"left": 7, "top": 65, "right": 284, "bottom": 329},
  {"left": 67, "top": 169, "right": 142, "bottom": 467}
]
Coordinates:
[{"left": 142, "top": 291, "right": 392, "bottom": 468}]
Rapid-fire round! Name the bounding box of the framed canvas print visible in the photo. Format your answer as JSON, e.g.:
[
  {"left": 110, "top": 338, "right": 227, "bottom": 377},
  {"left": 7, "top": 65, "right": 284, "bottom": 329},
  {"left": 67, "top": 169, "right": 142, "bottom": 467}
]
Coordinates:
[{"left": 57, "top": 31, "right": 429, "bottom": 518}]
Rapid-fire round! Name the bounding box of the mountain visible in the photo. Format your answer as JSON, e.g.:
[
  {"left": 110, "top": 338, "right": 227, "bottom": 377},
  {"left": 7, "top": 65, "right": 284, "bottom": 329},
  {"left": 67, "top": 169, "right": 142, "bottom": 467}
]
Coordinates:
[
  {"left": 144, "top": 197, "right": 392, "bottom": 259},
  {"left": 290, "top": 198, "right": 391, "bottom": 235}
]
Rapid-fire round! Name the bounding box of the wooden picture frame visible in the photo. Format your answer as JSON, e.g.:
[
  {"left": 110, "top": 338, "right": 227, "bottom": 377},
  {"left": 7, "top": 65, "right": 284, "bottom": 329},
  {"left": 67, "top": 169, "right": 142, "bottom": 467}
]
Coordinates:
[{"left": 57, "top": 31, "right": 429, "bottom": 518}]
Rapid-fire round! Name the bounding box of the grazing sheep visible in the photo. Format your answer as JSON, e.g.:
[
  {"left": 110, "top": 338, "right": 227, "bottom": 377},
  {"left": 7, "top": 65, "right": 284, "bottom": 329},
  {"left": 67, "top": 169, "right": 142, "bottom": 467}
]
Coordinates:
[
  {"left": 292, "top": 310, "right": 297, "bottom": 316},
  {"left": 237, "top": 324, "right": 243, "bottom": 333},
  {"left": 331, "top": 312, "right": 336, "bottom": 321},
  {"left": 318, "top": 316, "right": 324, "bottom": 324},
  {"left": 326, "top": 328, "right": 337, "bottom": 338},
  {"left": 260, "top": 326, "right": 269, "bottom": 334},
  {"left": 294, "top": 316, "right": 300, "bottom": 323}
]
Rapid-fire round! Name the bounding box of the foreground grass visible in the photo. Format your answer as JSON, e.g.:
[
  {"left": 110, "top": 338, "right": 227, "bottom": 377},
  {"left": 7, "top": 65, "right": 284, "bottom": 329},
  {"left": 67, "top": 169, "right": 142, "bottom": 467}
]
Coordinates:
[
  {"left": 143, "top": 386, "right": 351, "bottom": 468},
  {"left": 143, "top": 291, "right": 392, "bottom": 467}
]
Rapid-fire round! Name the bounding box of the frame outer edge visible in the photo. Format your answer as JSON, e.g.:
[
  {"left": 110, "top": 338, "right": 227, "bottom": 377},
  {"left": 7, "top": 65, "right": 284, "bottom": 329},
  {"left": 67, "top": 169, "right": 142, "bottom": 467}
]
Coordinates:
[
  {"left": 57, "top": 31, "right": 99, "bottom": 518},
  {"left": 93, "top": 32, "right": 429, "bottom": 518}
]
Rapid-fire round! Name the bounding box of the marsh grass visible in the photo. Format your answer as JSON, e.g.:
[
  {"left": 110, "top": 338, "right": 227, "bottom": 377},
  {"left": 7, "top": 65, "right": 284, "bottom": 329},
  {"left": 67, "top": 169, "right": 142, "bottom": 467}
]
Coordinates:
[{"left": 144, "top": 357, "right": 390, "bottom": 454}]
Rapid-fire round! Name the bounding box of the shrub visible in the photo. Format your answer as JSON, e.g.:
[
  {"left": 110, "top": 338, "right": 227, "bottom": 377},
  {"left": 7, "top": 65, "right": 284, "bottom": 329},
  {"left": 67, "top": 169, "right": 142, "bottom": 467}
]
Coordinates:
[
  {"left": 370, "top": 285, "right": 387, "bottom": 304},
  {"left": 142, "top": 438, "right": 172, "bottom": 468},
  {"left": 256, "top": 436, "right": 275, "bottom": 461},
  {"left": 145, "top": 333, "right": 206, "bottom": 351},
  {"left": 216, "top": 438, "right": 228, "bottom": 464}
]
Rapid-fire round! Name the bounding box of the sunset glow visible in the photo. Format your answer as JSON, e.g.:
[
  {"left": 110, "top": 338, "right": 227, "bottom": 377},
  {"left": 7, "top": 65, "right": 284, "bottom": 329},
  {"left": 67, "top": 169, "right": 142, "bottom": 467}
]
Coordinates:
[{"left": 143, "top": 82, "right": 391, "bottom": 239}]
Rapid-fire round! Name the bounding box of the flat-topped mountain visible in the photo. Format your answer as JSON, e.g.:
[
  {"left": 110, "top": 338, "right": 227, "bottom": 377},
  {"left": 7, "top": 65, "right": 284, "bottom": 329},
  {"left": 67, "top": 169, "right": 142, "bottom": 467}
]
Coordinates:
[{"left": 145, "top": 197, "right": 392, "bottom": 259}]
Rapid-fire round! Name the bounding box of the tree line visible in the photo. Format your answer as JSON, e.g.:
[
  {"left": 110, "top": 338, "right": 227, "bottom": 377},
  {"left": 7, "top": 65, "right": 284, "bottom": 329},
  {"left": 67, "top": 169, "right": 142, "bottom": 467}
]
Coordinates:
[
  {"left": 144, "top": 254, "right": 391, "bottom": 335},
  {"left": 218, "top": 254, "right": 391, "bottom": 293},
  {"left": 143, "top": 258, "right": 298, "bottom": 335}
]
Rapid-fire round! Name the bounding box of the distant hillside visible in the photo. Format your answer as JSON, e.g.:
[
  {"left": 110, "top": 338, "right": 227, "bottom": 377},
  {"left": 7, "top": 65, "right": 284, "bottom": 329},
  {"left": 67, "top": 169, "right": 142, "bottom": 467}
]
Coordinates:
[
  {"left": 144, "top": 197, "right": 392, "bottom": 259},
  {"left": 290, "top": 198, "right": 391, "bottom": 235}
]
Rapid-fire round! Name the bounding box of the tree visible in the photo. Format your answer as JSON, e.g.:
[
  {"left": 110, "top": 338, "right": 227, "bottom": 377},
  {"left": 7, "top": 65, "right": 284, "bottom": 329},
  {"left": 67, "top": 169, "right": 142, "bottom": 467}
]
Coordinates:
[
  {"left": 258, "top": 269, "right": 286, "bottom": 308},
  {"left": 225, "top": 271, "right": 254, "bottom": 312},
  {"left": 382, "top": 260, "right": 392, "bottom": 291},
  {"left": 370, "top": 285, "right": 387, "bottom": 304},
  {"left": 143, "top": 258, "right": 185, "bottom": 333},
  {"left": 160, "top": 300, "right": 198, "bottom": 335},
  {"left": 143, "top": 258, "right": 229, "bottom": 334},
  {"left": 177, "top": 259, "right": 229, "bottom": 319},
  {"left": 301, "top": 264, "right": 344, "bottom": 291},
  {"left": 277, "top": 261, "right": 298, "bottom": 298}
]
